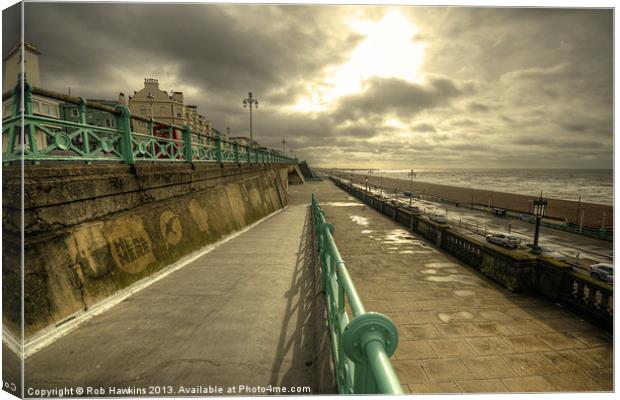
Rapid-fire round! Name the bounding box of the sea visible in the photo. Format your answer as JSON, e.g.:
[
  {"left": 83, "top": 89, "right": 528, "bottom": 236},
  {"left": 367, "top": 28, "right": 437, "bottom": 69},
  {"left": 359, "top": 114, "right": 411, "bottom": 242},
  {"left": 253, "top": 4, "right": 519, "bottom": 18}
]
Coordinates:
[{"left": 348, "top": 169, "right": 613, "bottom": 206}]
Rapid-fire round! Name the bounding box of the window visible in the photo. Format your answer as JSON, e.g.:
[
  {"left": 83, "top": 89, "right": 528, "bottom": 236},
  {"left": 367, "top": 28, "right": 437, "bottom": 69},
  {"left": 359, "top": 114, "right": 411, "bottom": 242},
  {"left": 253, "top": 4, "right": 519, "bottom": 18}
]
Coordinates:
[
  {"left": 71, "top": 109, "right": 79, "bottom": 117},
  {"left": 140, "top": 107, "right": 147, "bottom": 115},
  {"left": 105, "top": 119, "right": 113, "bottom": 127},
  {"left": 32, "top": 100, "right": 40, "bottom": 112},
  {"left": 3, "top": 102, "right": 13, "bottom": 119},
  {"left": 177, "top": 112, "right": 182, "bottom": 118}
]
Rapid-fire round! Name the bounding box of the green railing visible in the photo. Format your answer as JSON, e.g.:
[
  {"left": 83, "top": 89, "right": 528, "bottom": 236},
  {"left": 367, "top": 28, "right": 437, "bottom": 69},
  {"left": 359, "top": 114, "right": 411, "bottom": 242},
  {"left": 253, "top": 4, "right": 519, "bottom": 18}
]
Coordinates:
[
  {"left": 311, "top": 193, "right": 402, "bottom": 394},
  {"left": 2, "top": 82, "right": 297, "bottom": 165}
]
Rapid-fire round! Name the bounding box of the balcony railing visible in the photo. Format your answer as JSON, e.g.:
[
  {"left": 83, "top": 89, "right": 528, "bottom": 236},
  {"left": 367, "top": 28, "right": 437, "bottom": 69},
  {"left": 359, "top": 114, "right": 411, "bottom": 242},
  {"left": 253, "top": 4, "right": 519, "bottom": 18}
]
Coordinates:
[
  {"left": 311, "top": 193, "right": 402, "bottom": 394},
  {"left": 2, "top": 82, "right": 297, "bottom": 166}
]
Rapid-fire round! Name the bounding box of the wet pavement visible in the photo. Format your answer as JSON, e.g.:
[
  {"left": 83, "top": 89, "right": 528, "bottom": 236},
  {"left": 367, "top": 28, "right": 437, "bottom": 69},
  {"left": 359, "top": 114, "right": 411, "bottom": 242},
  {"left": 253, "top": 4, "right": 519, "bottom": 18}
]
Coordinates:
[{"left": 315, "top": 180, "right": 613, "bottom": 393}]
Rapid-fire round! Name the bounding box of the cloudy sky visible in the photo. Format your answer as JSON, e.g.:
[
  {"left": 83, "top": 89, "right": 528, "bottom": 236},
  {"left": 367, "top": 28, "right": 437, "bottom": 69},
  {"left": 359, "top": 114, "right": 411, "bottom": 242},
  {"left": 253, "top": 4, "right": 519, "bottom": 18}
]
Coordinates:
[{"left": 4, "top": 3, "right": 613, "bottom": 168}]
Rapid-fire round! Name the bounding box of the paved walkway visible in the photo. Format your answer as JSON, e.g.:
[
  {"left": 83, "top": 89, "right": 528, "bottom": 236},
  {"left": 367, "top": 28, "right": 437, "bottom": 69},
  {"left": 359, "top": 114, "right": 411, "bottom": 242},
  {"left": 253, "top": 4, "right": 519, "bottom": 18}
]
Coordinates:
[
  {"left": 315, "top": 181, "right": 613, "bottom": 393},
  {"left": 25, "top": 184, "right": 329, "bottom": 395}
]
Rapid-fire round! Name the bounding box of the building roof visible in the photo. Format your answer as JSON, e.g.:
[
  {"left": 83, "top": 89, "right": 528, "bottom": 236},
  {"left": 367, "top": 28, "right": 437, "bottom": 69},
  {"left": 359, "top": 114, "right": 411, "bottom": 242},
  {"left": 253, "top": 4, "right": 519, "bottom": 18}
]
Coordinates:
[{"left": 3, "top": 41, "right": 41, "bottom": 61}]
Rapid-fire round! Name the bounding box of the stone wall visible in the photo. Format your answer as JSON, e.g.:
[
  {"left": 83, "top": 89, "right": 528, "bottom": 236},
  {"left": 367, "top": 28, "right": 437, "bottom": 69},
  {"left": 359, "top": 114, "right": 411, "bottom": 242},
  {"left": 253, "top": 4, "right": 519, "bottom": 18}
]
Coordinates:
[{"left": 3, "top": 163, "right": 291, "bottom": 338}]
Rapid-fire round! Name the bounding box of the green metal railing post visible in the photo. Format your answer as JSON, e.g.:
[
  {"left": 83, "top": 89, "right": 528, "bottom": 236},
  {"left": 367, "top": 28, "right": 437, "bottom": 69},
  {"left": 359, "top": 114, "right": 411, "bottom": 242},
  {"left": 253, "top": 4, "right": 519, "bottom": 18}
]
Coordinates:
[
  {"left": 23, "top": 82, "right": 40, "bottom": 164},
  {"left": 4, "top": 83, "right": 21, "bottom": 163},
  {"left": 234, "top": 142, "right": 240, "bottom": 165},
  {"left": 216, "top": 134, "right": 222, "bottom": 165},
  {"left": 10, "top": 82, "right": 20, "bottom": 117},
  {"left": 23, "top": 81, "right": 33, "bottom": 115},
  {"left": 114, "top": 104, "right": 135, "bottom": 164},
  {"left": 182, "top": 125, "right": 193, "bottom": 163},
  {"left": 78, "top": 97, "right": 92, "bottom": 162}
]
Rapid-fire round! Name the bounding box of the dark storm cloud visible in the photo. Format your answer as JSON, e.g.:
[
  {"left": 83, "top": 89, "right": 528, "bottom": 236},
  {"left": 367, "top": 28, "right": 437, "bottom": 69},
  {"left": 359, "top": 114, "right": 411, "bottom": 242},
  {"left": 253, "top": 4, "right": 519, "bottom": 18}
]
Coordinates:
[
  {"left": 11, "top": 4, "right": 613, "bottom": 168},
  {"left": 2, "top": 2, "right": 20, "bottom": 93},
  {"left": 467, "top": 101, "right": 490, "bottom": 113},
  {"left": 331, "top": 75, "right": 466, "bottom": 123},
  {"left": 449, "top": 119, "right": 477, "bottom": 128},
  {"left": 411, "top": 123, "right": 436, "bottom": 132},
  {"left": 2, "top": 3, "right": 20, "bottom": 58},
  {"left": 22, "top": 3, "right": 361, "bottom": 104},
  {"left": 510, "top": 135, "right": 606, "bottom": 150}
]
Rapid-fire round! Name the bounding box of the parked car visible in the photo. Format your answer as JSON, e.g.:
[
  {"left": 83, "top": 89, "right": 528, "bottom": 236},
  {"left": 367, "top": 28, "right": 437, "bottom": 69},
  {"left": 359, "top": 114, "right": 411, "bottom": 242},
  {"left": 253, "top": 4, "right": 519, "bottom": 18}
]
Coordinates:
[
  {"left": 539, "top": 246, "right": 569, "bottom": 261},
  {"left": 590, "top": 263, "right": 613, "bottom": 283},
  {"left": 405, "top": 204, "right": 420, "bottom": 213},
  {"left": 486, "top": 233, "right": 521, "bottom": 249},
  {"left": 429, "top": 212, "right": 447, "bottom": 224},
  {"left": 526, "top": 244, "right": 567, "bottom": 261}
]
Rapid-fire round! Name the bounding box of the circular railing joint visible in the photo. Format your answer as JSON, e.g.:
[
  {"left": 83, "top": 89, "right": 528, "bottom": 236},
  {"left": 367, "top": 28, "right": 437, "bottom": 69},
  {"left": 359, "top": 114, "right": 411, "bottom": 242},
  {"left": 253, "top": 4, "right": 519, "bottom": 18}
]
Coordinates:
[{"left": 342, "top": 312, "right": 398, "bottom": 363}]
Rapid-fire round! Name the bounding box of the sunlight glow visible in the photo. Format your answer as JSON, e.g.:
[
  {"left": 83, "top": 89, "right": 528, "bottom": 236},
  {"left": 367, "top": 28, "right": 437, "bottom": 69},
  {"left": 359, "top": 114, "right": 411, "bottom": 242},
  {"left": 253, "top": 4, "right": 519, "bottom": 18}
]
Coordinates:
[{"left": 288, "top": 10, "right": 426, "bottom": 113}]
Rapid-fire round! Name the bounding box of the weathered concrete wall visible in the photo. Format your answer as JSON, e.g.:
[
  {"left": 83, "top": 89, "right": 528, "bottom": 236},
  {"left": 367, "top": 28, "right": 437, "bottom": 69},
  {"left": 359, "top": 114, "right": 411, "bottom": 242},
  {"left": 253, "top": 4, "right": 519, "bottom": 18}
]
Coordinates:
[
  {"left": 288, "top": 164, "right": 305, "bottom": 185},
  {"left": 3, "top": 163, "right": 291, "bottom": 338}
]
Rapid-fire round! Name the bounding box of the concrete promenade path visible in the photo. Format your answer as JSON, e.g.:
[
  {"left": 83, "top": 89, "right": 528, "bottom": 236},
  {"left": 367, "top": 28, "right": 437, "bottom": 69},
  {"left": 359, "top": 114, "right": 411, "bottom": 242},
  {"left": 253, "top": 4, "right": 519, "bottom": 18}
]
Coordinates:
[
  {"left": 315, "top": 180, "right": 613, "bottom": 393},
  {"left": 25, "top": 184, "right": 329, "bottom": 395}
]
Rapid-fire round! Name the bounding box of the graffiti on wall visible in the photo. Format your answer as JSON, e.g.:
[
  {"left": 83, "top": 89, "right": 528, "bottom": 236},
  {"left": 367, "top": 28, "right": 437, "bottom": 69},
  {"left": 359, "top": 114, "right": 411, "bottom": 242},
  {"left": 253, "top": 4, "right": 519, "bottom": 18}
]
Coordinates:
[
  {"left": 104, "top": 216, "right": 155, "bottom": 274},
  {"left": 160, "top": 210, "right": 183, "bottom": 247}
]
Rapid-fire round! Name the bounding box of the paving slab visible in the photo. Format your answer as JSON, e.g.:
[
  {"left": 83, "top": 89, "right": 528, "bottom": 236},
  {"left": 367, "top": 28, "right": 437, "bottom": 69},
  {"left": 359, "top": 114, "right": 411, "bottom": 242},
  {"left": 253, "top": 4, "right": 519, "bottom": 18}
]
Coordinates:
[
  {"left": 23, "top": 183, "right": 331, "bottom": 395},
  {"left": 316, "top": 180, "right": 613, "bottom": 393},
  {"left": 455, "top": 378, "right": 509, "bottom": 393}
]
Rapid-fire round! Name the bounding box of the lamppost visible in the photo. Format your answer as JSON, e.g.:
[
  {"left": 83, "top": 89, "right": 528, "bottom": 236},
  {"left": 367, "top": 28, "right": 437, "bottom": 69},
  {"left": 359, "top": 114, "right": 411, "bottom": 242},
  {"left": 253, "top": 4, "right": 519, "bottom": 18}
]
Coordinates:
[
  {"left": 531, "top": 192, "right": 548, "bottom": 252},
  {"left": 408, "top": 169, "right": 416, "bottom": 206},
  {"left": 146, "top": 92, "right": 155, "bottom": 133},
  {"left": 281, "top": 138, "right": 286, "bottom": 154},
  {"left": 242, "top": 92, "right": 259, "bottom": 149}
]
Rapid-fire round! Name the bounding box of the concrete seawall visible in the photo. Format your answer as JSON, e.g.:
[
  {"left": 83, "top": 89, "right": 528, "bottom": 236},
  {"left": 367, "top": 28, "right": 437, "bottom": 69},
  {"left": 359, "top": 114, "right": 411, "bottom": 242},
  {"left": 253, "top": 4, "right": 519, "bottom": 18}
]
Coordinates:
[{"left": 3, "top": 163, "right": 290, "bottom": 339}]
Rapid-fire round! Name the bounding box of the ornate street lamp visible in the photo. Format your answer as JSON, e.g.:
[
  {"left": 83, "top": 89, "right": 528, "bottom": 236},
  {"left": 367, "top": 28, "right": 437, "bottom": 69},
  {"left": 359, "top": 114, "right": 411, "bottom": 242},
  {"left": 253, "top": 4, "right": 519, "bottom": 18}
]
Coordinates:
[
  {"left": 242, "top": 92, "right": 259, "bottom": 149},
  {"left": 146, "top": 92, "right": 155, "bottom": 134},
  {"left": 281, "top": 138, "right": 286, "bottom": 154},
  {"left": 532, "top": 192, "right": 548, "bottom": 252},
  {"left": 408, "top": 169, "right": 416, "bottom": 206}
]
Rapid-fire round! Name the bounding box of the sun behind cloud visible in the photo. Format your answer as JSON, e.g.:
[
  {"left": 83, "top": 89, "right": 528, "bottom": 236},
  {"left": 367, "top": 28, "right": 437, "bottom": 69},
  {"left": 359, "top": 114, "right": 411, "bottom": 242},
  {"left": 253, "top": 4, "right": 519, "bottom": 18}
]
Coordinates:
[{"left": 289, "top": 9, "right": 426, "bottom": 113}]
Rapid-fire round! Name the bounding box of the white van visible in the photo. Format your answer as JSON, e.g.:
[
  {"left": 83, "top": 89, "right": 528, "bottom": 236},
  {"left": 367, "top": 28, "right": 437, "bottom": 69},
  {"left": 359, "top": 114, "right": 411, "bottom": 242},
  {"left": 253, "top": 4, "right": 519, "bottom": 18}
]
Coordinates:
[{"left": 429, "top": 212, "right": 448, "bottom": 224}]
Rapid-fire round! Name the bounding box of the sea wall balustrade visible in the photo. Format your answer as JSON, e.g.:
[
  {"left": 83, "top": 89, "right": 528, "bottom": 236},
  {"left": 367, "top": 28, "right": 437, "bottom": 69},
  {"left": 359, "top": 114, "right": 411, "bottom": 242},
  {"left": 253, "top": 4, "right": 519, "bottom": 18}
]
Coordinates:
[
  {"left": 2, "top": 83, "right": 297, "bottom": 166},
  {"left": 311, "top": 193, "right": 402, "bottom": 394}
]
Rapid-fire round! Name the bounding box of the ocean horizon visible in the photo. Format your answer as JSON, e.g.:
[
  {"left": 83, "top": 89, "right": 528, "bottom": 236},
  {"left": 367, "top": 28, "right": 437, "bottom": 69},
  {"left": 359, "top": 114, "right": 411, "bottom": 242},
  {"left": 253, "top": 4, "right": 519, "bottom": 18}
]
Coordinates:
[{"left": 335, "top": 168, "right": 613, "bottom": 206}]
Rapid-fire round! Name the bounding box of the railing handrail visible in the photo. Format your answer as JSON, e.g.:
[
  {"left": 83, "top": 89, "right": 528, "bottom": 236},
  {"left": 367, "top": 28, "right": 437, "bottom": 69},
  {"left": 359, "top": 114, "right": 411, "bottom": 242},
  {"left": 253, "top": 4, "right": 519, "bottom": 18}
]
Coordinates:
[
  {"left": 311, "top": 193, "right": 402, "bottom": 394},
  {"left": 3, "top": 82, "right": 298, "bottom": 165}
]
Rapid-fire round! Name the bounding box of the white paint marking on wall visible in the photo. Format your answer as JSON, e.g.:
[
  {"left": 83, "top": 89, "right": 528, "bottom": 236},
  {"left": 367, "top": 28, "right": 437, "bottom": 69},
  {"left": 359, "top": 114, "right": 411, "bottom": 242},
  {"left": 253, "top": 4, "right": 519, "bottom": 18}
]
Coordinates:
[{"left": 4, "top": 206, "right": 287, "bottom": 360}]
